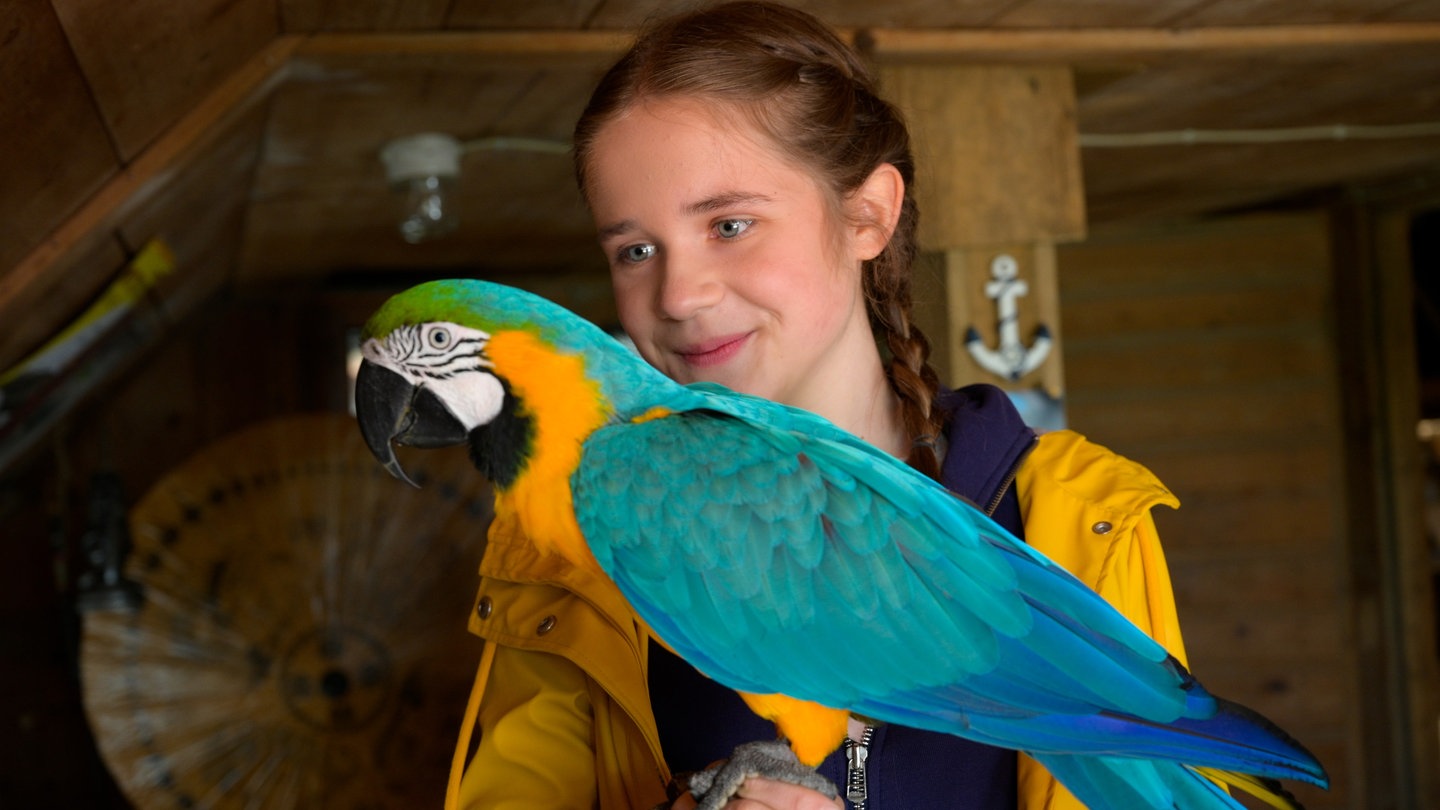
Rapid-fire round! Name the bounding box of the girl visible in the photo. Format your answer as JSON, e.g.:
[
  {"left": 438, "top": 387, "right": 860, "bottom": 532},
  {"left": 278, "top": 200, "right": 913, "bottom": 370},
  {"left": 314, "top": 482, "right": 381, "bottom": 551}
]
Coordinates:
[{"left": 455, "top": 3, "right": 1189, "bottom": 808}]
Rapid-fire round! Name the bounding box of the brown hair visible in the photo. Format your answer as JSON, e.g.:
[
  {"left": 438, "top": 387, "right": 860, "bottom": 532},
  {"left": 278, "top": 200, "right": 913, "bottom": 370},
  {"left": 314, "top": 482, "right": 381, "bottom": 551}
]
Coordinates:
[{"left": 573, "top": 1, "right": 944, "bottom": 478}]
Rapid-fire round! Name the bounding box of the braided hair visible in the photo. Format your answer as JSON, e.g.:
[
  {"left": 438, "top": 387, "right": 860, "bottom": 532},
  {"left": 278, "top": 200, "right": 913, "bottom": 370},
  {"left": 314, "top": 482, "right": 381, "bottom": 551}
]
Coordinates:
[{"left": 573, "top": 1, "right": 945, "bottom": 479}]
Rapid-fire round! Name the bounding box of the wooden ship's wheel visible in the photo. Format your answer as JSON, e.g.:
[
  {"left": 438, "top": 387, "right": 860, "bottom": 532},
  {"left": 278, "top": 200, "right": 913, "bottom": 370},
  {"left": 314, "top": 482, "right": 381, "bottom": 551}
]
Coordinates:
[{"left": 81, "top": 413, "right": 492, "bottom": 809}]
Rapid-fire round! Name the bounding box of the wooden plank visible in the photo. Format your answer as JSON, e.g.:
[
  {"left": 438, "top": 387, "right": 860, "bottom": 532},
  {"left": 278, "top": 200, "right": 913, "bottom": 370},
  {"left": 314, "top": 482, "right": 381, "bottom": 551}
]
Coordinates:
[
  {"left": 601, "top": 0, "right": 1016, "bottom": 28},
  {"left": 1137, "top": 441, "right": 1341, "bottom": 494},
  {"left": 1071, "top": 37, "right": 1440, "bottom": 224},
  {"left": 51, "top": 0, "right": 278, "bottom": 161},
  {"left": 1088, "top": 142, "right": 1440, "bottom": 229},
  {"left": 447, "top": 0, "right": 608, "bottom": 29},
  {"left": 865, "top": 22, "right": 1440, "bottom": 62},
  {"left": 880, "top": 65, "right": 1085, "bottom": 246},
  {"left": 294, "top": 30, "right": 632, "bottom": 65},
  {"left": 240, "top": 195, "right": 606, "bottom": 281},
  {"left": 0, "top": 37, "right": 298, "bottom": 363},
  {"left": 1375, "top": 0, "right": 1440, "bottom": 20},
  {"left": 1157, "top": 491, "right": 1342, "bottom": 553},
  {"left": 282, "top": 0, "right": 449, "bottom": 32},
  {"left": 1166, "top": 550, "right": 1344, "bottom": 609},
  {"left": 1175, "top": 0, "right": 1430, "bottom": 26},
  {"left": 1068, "top": 381, "right": 1342, "bottom": 445},
  {"left": 0, "top": 1, "right": 118, "bottom": 276},
  {"left": 1063, "top": 328, "right": 1336, "bottom": 390},
  {"left": 992, "top": 0, "right": 1210, "bottom": 28},
  {"left": 1060, "top": 284, "right": 1330, "bottom": 338},
  {"left": 1059, "top": 211, "right": 1331, "bottom": 291},
  {"left": 1180, "top": 601, "right": 1348, "bottom": 660},
  {"left": 291, "top": 23, "right": 1440, "bottom": 63},
  {"left": 1077, "top": 48, "right": 1440, "bottom": 133}
]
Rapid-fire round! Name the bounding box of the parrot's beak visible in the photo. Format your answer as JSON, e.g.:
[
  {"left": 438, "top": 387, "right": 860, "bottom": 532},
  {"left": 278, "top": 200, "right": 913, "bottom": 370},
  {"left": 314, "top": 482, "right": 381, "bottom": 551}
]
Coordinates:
[{"left": 355, "top": 359, "right": 470, "bottom": 488}]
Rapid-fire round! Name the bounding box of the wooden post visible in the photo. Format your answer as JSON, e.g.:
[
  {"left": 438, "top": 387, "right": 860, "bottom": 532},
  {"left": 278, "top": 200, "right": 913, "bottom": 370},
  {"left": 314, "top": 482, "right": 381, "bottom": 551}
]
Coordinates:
[{"left": 880, "top": 64, "right": 1084, "bottom": 412}]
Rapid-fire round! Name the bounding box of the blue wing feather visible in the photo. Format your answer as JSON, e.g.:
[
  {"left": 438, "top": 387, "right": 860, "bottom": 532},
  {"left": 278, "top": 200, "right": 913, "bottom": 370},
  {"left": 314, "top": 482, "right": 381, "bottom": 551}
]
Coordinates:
[{"left": 570, "top": 393, "right": 1328, "bottom": 796}]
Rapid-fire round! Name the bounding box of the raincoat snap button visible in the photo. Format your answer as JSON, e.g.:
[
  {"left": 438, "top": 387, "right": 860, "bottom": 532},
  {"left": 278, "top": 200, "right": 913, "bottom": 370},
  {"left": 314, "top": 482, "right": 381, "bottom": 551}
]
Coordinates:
[
  {"left": 1091, "top": 521, "right": 1113, "bottom": 535},
  {"left": 537, "top": 615, "right": 557, "bottom": 635},
  {"left": 476, "top": 596, "right": 492, "bottom": 619}
]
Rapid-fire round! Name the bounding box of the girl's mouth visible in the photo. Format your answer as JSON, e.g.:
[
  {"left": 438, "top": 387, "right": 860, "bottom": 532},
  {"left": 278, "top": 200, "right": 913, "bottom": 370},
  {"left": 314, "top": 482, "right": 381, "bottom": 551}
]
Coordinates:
[{"left": 676, "top": 333, "right": 750, "bottom": 368}]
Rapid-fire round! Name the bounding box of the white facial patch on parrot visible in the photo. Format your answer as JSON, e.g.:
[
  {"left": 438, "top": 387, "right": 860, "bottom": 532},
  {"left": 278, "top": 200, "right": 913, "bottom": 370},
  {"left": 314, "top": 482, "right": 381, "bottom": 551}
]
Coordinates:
[{"left": 363, "top": 322, "right": 507, "bottom": 430}]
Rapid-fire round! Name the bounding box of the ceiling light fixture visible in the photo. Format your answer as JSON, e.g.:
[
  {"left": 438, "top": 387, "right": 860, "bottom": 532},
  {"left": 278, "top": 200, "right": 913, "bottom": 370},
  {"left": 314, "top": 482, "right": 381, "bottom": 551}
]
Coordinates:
[
  {"left": 380, "top": 133, "right": 463, "bottom": 244},
  {"left": 378, "top": 133, "right": 571, "bottom": 244}
]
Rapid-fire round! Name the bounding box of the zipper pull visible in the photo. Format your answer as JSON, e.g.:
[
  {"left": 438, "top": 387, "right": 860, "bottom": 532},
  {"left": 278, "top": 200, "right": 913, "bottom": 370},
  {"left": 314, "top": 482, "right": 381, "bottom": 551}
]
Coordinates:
[{"left": 844, "top": 726, "right": 874, "bottom": 806}]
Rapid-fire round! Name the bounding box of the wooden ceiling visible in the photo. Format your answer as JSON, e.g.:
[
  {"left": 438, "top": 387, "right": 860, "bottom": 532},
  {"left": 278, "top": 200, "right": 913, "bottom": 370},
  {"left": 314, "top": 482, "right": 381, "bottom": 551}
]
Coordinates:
[{"left": 5, "top": 0, "right": 1440, "bottom": 372}]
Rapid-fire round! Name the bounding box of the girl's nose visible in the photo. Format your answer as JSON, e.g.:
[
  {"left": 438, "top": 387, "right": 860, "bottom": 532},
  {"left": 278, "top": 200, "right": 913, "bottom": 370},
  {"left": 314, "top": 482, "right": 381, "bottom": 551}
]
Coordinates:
[{"left": 656, "top": 256, "right": 723, "bottom": 321}]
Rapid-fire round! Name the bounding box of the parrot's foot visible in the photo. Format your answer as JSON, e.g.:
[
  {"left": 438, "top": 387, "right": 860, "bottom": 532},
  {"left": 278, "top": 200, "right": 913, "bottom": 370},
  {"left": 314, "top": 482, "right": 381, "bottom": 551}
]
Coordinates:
[{"left": 687, "top": 740, "right": 839, "bottom": 810}]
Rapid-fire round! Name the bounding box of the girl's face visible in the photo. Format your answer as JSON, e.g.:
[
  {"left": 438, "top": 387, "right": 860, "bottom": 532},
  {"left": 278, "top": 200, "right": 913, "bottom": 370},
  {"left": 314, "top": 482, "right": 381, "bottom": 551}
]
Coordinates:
[{"left": 586, "top": 98, "right": 889, "bottom": 412}]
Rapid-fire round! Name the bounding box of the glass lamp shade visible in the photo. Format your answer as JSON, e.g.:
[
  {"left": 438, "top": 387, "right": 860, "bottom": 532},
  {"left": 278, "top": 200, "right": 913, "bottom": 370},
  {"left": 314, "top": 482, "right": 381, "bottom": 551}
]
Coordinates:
[
  {"left": 392, "top": 174, "right": 458, "bottom": 244},
  {"left": 380, "top": 134, "right": 463, "bottom": 244}
]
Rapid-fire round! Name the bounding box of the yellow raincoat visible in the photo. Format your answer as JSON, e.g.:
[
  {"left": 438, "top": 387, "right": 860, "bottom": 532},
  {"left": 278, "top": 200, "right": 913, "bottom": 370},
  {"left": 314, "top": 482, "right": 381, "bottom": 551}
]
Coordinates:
[{"left": 451, "top": 429, "right": 1186, "bottom": 810}]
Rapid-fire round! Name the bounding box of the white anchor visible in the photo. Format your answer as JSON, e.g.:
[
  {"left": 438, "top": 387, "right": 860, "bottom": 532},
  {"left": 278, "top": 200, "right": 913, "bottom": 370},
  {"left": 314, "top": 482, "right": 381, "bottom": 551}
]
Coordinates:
[{"left": 964, "top": 253, "right": 1052, "bottom": 381}]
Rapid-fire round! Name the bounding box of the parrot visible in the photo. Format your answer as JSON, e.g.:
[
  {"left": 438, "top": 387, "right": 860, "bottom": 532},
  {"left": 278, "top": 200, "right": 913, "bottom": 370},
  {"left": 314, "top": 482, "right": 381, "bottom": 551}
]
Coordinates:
[{"left": 353, "top": 278, "right": 1329, "bottom": 810}]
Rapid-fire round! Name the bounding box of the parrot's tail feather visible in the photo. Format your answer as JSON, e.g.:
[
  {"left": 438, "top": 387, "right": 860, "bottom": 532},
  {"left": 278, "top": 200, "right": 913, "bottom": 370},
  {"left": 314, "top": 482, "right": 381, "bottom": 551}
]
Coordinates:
[
  {"left": 1157, "top": 695, "right": 1329, "bottom": 787},
  {"left": 1193, "top": 767, "right": 1309, "bottom": 810},
  {"left": 997, "top": 700, "right": 1328, "bottom": 787},
  {"left": 857, "top": 687, "right": 1328, "bottom": 789},
  {"left": 1033, "top": 755, "right": 1247, "bottom": 810}
]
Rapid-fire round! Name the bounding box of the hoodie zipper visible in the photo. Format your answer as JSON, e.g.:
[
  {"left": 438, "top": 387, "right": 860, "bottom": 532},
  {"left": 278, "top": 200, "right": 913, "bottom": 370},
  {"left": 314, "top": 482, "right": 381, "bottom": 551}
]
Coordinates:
[
  {"left": 983, "top": 435, "right": 1038, "bottom": 517},
  {"left": 844, "top": 725, "right": 875, "bottom": 808}
]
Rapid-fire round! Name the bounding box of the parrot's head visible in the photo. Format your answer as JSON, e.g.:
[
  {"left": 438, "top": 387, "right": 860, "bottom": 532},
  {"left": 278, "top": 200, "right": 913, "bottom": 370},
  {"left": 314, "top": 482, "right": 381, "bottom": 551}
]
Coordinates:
[{"left": 354, "top": 279, "right": 660, "bottom": 492}]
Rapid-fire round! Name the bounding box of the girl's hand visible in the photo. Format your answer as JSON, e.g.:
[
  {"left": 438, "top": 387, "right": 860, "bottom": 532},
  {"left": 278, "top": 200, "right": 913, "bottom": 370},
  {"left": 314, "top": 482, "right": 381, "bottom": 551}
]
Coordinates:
[{"left": 671, "top": 777, "right": 845, "bottom": 810}]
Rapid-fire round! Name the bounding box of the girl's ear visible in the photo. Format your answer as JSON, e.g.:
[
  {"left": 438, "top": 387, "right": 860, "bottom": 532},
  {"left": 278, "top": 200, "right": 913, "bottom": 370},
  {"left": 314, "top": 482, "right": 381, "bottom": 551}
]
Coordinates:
[{"left": 850, "top": 162, "right": 905, "bottom": 262}]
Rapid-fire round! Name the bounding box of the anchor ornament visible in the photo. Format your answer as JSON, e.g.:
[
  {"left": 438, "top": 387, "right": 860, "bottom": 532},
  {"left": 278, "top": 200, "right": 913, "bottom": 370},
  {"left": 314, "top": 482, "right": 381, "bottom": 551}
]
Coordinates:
[{"left": 964, "top": 253, "right": 1052, "bottom": 381}]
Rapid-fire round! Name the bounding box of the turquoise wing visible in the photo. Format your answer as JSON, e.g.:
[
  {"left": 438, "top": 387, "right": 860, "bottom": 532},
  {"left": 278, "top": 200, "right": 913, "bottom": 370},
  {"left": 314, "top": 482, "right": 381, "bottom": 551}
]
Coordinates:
[{"left": 571, "top": 404, "right": 1325, "bottom": 792}]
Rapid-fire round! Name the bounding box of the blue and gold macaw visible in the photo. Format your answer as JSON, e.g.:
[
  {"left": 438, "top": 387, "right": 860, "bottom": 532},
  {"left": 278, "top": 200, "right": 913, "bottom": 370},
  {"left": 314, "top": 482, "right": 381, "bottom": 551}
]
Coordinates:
[{"left": 354, "top": 279, "right": 1328, "bottom": 810}]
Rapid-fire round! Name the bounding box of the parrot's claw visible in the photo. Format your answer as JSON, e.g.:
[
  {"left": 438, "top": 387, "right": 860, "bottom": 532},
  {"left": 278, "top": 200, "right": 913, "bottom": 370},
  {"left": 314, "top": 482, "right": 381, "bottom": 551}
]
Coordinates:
[{"left": 687, "top": 740, "right": 839, "bottom": 810}]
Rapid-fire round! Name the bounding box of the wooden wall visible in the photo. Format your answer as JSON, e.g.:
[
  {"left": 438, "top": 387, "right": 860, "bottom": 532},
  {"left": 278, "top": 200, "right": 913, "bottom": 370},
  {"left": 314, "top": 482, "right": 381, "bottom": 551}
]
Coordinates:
[
  {"left": 1056, "top": 210, "right": 1434, "bottom": 809},
  {"left": 0, "top": 0, "right": 278, "bottom": 374}
]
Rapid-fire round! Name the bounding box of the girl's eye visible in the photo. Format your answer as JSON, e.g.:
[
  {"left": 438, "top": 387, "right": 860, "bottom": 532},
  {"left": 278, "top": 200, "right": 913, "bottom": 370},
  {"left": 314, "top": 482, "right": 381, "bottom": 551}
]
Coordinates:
[
  {"left": 621, "top": 243, "right": 656, "bottom": 264},
  {"left": 715, "top": 219, "right": 753, "bottom": 239}
]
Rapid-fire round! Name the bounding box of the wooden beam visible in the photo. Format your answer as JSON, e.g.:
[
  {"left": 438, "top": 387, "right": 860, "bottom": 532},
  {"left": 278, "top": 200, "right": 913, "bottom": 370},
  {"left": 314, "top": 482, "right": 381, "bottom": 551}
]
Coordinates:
[
  {"left": 295, "top": 30, "right": 632, "bottom": 62},
  {"left": 863, "top": 22, "right": 1440, "bottom": 62},
  {"left": 0, "top": 36, "right": 301, "bottom": 315},
  {"left": 880, "top": 64, "right": 1085, "bottom": 246},
  {"left": 290, "top": 23, "right": 1440, "bottom": 64}
]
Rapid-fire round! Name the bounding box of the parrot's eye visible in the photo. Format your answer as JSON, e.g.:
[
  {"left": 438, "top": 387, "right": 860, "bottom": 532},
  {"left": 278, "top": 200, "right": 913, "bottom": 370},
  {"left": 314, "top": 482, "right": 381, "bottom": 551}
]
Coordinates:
[{"left": 428, "top": 328, "right": 451, "bottom": 349}]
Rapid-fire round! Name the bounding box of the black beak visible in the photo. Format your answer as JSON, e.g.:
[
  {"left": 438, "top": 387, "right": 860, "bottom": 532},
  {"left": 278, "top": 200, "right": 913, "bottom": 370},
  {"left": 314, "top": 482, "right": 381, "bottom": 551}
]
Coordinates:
[{"left": 355, "top": 360, "right": 470, "bottom": 487}]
